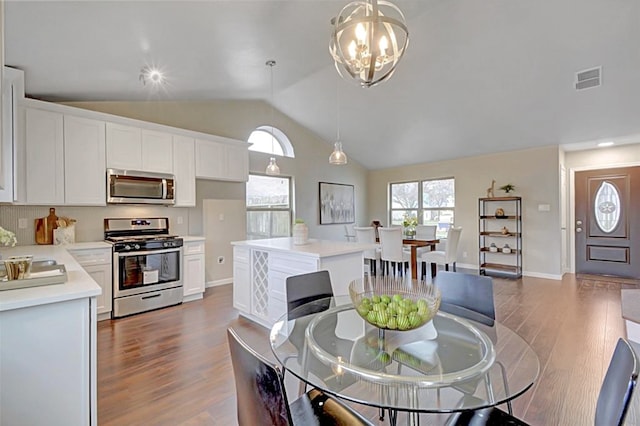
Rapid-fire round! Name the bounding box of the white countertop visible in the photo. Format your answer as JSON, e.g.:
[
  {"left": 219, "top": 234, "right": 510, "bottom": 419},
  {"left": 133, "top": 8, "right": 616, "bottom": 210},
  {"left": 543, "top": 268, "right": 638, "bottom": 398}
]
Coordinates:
[
  {"left": 0, "top": 245, "right": 102, "bottom": 312},
  {"left": 182, "top": 235, "right": 205, "bottom": 242},
  {"left": 231, "top": 237, "right": 376, "bottom": 258}
]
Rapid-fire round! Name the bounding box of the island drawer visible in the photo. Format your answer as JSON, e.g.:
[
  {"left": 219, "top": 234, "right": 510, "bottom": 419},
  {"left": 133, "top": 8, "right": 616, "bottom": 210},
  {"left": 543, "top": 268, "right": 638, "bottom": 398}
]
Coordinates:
[{"left": 269, "top": 253, "right": 318, "bottom": 275}]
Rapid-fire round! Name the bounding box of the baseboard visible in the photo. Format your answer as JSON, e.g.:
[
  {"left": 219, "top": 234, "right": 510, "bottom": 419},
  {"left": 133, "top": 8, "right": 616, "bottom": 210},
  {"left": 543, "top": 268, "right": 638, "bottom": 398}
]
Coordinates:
[
  {"left": 206, "top": 278, "right": 233, "bottom": 288},
  {"left": 523, "top": 271, "right": 563, "bottom": 281}
]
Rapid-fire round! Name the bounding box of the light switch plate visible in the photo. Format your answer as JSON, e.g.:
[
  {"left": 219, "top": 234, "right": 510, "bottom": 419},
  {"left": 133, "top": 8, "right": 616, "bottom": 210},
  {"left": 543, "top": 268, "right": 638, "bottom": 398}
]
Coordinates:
[{"left": 538, "top": 204, "right": 550, "bottom": 212}]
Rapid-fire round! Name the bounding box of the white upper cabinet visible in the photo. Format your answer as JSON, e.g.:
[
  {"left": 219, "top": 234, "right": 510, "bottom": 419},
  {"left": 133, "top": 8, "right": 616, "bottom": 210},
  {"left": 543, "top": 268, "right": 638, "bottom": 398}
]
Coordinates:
[
  {"left": 172, "top": 135, "right": 196, "bottom": 207},
  {"left": 106, "top": 123, "right": 141, "bottom": 170},
  {"left": 195, "top": 138, "right": 248, "bottom": 182},
  {"left": 141, "top": 129, "right": 173, "bottom": 174},
  {"left": 106, "top": 123, "right": 173, "bottom": 174},
  {"left": 64, "top": 116, "right": 106, "bottom": 205},
  {"left": 25, "top": 108, "right": 64, "bottom": 205}
]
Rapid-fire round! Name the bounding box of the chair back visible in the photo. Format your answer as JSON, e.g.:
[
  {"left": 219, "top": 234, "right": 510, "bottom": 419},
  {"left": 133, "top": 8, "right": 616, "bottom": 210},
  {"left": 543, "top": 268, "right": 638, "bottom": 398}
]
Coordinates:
[
  {"left": 595, "top": 338, "right": 639, "bottom": 426},
  {"left": 416, "top": 225, "right": 437, "bottom": 240},
  {"left": 344, "top": 224, "right": 356, "bottom": 242},
  {"left": 378, "top": 227, "right": 405, "bottom": 263},
  {"left": 434, "top": 271, "right": 495, "bottom": 321},
  {"left": 227, "top": 328, "right": 293, "bottom": 426},
  {"left": 286, "top": 271, "right": 333, "bottom": 319},
  {"left": 354, "top": 227, "right": 378, "bottom": 260},
  {"left": 444, "top": 227, "right": 462, "bottom": 263}
]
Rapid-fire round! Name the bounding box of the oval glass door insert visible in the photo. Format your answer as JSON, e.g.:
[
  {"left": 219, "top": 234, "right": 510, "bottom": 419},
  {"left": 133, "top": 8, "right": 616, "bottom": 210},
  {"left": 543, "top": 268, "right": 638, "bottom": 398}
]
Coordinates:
[{"left": 594, "top": 181, "right": 620, "bottom": 233}]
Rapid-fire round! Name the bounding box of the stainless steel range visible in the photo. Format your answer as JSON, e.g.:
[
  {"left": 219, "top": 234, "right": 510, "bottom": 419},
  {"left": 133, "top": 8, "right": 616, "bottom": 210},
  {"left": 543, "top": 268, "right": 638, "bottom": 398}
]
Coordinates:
[{"left": 105, "top": 218, "right": 183, "bottom": 318}]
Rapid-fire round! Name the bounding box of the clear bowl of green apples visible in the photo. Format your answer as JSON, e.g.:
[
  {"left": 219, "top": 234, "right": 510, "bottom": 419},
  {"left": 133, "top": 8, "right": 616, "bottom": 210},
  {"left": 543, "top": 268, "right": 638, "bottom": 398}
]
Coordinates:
[{"left": 349, "top": 276, "right": 441, "bottom": 331}]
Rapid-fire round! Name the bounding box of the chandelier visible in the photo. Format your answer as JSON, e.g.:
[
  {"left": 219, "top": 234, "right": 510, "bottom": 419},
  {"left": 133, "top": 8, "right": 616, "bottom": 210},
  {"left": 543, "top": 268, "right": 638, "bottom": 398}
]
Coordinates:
[{"left": 330, "top": 0, "right": 409, "bottom": 88}]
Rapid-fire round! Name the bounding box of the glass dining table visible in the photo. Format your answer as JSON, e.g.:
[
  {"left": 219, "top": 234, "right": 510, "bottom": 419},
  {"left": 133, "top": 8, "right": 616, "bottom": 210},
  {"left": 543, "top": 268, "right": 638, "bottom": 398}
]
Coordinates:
[{"left": 270, "top": 296, "right": 539, "bottom": 422}]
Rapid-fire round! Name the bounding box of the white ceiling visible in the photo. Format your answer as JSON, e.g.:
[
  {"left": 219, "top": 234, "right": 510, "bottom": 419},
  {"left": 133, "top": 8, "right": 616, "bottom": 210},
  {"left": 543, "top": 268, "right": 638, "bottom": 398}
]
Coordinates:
[{"left": 5, "top": 0, "right": 640, "bottom": 169}]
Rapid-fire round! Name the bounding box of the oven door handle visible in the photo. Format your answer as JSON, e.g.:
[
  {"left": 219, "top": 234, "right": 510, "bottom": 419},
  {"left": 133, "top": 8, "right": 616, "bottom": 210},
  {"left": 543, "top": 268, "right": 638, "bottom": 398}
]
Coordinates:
[
  {"left": 116, "top": 247, "right": 181, "bottom": 257},
  {"left": 162, "top": 178, "right": 168, "bottom": 200}
]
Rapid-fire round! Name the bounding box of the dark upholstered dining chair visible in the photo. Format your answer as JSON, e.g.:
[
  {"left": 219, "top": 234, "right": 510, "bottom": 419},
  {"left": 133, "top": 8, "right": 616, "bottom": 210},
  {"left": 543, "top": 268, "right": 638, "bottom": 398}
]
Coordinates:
[
  {"left": 285, "top": 270, "right": 334, "bottom": 319},
  {"left": 227, "top": 328, "right": 374, "bottom": 426}
]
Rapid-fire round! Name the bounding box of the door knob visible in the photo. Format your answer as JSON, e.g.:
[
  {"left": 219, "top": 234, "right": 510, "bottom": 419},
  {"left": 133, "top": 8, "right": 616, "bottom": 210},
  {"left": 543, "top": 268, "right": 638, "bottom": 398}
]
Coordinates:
[
  {"left": 576, "top": 227, "right": 583, "bottom": 233},
  {"left": 576, "top": 220, "right": 583, "bottom": 226}
]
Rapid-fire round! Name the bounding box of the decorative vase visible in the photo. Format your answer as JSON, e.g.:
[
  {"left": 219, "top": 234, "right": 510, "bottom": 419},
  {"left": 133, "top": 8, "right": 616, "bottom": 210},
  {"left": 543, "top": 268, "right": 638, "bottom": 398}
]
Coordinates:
[{"left": 293, "top": 223, "right": 309, "bottom": 245}]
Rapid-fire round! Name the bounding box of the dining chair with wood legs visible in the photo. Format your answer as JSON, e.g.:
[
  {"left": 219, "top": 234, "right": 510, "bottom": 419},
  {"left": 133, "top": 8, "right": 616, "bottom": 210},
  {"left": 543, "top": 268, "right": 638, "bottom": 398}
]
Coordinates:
[
  {"left": 378, "top": 227, "right": 411, "bottom": 277},
  {"left": 354, "top": 226, "right": 381, "bottom": 276}
]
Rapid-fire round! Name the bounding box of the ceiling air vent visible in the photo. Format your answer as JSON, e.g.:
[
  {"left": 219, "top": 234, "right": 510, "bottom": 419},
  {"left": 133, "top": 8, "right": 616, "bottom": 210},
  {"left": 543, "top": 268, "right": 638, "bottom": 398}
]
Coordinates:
[{"left": 575, "top": 66, "right": 602, "bottom": 90}]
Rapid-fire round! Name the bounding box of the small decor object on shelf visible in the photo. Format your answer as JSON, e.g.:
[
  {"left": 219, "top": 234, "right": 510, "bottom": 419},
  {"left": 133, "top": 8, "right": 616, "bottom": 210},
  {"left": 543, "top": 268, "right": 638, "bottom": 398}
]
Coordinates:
[
  {"left": 502, "top": 244, "right": 511, "bottom": 254},
  {"left": 501, "top": 226, "right": 510, "bottom": 235},
  {"left": 489, "top": 243, "right": 498, "bottom": 253},
  {"left": 349, "top": 276, "right": 441, "bottom": 332},
  {"left": 500, "top": 183, "right": 515, "bottom": 194},
  {"left": 0, "top": 226, "right": 17, "bottom": 247},
  {"left": 495, "top": 208, "right": 505, "bottom": 218},
  {"left": 486, "top": 180, "right": 496, "bottom": 198},
  {"left": 292, "top": 219, "right": 309, "bottom": 245}
]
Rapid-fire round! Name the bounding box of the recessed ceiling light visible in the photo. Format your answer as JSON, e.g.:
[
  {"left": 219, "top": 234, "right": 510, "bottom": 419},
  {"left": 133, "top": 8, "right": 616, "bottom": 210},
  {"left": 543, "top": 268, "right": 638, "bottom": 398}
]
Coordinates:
[
  {"left": 597, "top": 141, "right": 615, "bottom": 147},
  {"left": 139, "top": 66, "right": 165, "bottom": 86}
]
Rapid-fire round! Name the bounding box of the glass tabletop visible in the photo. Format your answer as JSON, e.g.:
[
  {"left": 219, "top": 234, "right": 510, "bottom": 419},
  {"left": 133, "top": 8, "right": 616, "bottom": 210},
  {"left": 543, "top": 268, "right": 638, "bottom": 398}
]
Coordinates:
[{"left": 270, "top": 296, "right": 540, "bottom": 413}]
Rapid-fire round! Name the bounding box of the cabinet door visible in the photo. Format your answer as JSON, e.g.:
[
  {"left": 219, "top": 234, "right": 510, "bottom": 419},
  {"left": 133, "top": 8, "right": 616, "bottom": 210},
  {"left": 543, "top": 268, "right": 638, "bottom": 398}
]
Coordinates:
[
  {"left": 25, "top": 108, "right": 64, "bottom": 204},
  {"left": 141, "top": 129, "right": 173, "bottom": 173},
  {"left": 84, "top": 263, "right": 112, "bottom": 315},
  {"left": 226, "top": 143, "right": 249, "bottom": 182},
  {"left": 195, "top": 139, "right": 225, "bottom": 179},
  {"left": 233, "top": 246, "right": 251, "bottom": 312},
  {"left": 64, "top": 116, "right": 106, "bottom": 205},
  {"left": 183, "top": 254, "right": 205, "bottom": 297},
  {"left": 172, "top": 135, "right": 196, "bottom": 207},
  {"left": 106, "top": 123, "right": 141, "bottom": 170}
]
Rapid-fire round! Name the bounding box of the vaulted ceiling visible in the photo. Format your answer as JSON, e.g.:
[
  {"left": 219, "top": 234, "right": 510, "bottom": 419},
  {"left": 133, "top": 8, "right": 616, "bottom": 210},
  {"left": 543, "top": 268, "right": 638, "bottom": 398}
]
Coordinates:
[{"left": 5, "top": 0, "right": 640, "bottom": 169}]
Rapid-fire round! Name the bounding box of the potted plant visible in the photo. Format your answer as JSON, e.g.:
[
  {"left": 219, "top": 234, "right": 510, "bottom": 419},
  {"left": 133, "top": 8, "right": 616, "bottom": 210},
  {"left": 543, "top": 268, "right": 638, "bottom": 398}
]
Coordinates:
[
  {"left": 292, "top": 218, "right": 309, "bottom": 245},
  {"left": 499, "top": 183, "right": 515, "bottom": 194},
  {"left": 402, "top": 215, "right": 418, "bottom": 238}
]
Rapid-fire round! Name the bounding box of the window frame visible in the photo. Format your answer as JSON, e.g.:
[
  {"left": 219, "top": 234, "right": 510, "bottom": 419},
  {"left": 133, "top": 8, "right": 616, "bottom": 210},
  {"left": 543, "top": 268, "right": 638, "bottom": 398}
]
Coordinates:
[
  {"left": 248, "top": 126, "right": 295, "bottom": 158},
  {"left": 246, "top": 172, "right": 294, "bottom": 240},
  {"left": 389, "top": 177, "right": 455, "bottom": 237}
]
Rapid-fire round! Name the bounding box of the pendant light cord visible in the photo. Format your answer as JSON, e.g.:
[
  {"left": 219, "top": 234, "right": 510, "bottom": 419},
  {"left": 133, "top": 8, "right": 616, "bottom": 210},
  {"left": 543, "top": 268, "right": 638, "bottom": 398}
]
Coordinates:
[
  {"left": 268, "top": 60, "right": 276, "bottom": 153},
  {"left": 336, "top": 80, "right": 340, "bottom": 142}
]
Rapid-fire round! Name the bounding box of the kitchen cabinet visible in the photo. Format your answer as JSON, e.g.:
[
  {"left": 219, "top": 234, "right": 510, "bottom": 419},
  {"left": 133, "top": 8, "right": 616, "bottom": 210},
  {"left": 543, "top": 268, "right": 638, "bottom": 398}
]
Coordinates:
[
  {"left": 106, "top": 123, "right": 173, "bottom": 173},
  {"left": 231, "top": 239, "right": 368, "bottom": 328},
  {"left": 25, "top": 107, "right": 64, "bottom": 204},
  {"left": 232, "top": 246, "right": 251, "bottom": 313},
  {"left": 64, "top": 116, "right": 106, "bottom": 205},
  {"left": 195, "top": 138, "right": 248, "bottom": 182},
  {"left": 183, "top": 238, "right": 205, "bottom": 302},
  {"left": 141, "top": 129, "right": 173, "bottom": 173},
  {"left": 479, "top": 196, "right": 522, "bottom": 278},
  {"left": 172, "top": 135, "right": 196, "bottom": 207},
  {"left": 106, "top": 122, "right": 141, "bottom": 170},
  {"left": 68, "top": 247, "right": 112, "bottom": 320},
  {"left": 0, "top": 67, "right": 24, "bottom": 203}
]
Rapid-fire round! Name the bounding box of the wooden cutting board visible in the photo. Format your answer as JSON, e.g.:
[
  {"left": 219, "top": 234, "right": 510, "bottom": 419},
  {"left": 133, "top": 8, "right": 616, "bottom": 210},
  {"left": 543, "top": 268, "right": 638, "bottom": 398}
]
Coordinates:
[{"left": 35, "top": 208, "right": 58, "bottom": 245}]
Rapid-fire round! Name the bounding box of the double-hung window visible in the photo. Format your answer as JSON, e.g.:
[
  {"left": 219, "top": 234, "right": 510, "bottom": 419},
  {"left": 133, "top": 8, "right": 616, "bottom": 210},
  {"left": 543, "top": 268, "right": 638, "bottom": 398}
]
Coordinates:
[
  {"left": 246, "top": 174, "right": 292, "bottom": 239},
  {"left": 389, "top": 178, "right": 455, "bottom": 238}
]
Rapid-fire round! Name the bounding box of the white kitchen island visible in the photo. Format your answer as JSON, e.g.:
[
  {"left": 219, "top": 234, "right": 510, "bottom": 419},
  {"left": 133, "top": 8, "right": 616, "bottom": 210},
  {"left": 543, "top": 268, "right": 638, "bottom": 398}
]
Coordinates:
[
  {"left": 232, "top": 237, "right": 374, "bottom": 328},
  {"left": 0, "top": 245, "right": 101, "bottom": 426}
]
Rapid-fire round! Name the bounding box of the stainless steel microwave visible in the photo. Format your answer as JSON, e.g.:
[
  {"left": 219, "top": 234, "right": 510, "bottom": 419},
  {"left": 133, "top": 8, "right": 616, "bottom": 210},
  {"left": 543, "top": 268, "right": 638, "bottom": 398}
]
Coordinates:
[{"left": 107, "top": 169, "right": 175, "bottom": 205}]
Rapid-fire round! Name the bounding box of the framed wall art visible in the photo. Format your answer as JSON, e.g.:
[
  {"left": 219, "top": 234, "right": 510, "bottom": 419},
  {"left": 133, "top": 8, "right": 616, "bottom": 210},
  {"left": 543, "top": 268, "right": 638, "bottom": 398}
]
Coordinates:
[{"left": 319, "top": 182, "right": 355, "bottom": 224}]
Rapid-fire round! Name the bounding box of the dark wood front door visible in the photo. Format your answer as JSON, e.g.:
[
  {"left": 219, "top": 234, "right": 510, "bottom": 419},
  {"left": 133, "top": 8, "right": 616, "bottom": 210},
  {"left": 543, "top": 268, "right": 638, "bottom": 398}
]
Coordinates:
[{"left": 575, "top": 166, "right": 640, "bottom": 278}]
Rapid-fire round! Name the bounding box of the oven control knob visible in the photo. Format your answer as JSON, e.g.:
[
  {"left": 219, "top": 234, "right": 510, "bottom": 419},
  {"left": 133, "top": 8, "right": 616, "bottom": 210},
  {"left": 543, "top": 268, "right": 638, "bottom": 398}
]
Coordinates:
[
  {"left": 163, "top": 242, "right": 169, "bottom": 247},
  {"left": 134, "top": 244, "right": 140, "bottom": 250},
  {"left": 124, "top": 245, "right": 131, "bottom": 251}
]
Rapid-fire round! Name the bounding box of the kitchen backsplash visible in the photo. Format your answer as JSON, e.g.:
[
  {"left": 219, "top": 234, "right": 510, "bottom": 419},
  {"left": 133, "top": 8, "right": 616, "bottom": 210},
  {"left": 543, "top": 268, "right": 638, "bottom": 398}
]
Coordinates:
[{"left": 0, "top": 205, "right": 193, "bottom": 245}]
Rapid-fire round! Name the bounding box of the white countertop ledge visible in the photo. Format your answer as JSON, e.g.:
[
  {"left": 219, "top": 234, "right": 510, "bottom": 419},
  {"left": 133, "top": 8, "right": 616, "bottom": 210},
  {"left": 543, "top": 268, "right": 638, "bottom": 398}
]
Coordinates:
[
  {"left": 231, "top": 237, "right": 376, "bottom": 258},
  {"left": 0, "top": 245, "right": 101, "bottom": 312}
]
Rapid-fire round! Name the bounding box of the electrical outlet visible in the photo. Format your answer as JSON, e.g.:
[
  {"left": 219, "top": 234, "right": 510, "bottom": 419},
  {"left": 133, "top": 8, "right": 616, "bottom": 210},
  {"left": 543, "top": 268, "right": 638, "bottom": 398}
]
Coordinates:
[
  {"left": 217, "top": 256, "right": 225, "bottom": 264},
  {"left": 462, "top": 251, "right": 468, "bottom": 258},
  {"left": 18, "top": 218, "right": 28, "bottom": 229}
]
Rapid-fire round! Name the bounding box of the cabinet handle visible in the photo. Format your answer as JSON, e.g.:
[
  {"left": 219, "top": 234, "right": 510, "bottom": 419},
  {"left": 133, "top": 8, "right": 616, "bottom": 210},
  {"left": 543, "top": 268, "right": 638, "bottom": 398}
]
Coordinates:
[{"left": 141, "top": 293, "right": 161, "bottom": 300}]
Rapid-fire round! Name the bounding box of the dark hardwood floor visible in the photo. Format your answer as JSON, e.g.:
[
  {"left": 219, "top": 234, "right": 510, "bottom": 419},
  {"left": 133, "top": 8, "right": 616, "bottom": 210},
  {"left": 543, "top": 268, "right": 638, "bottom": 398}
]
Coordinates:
[{"left": 97, "top": 274, "right": 636, "bottom": 425}]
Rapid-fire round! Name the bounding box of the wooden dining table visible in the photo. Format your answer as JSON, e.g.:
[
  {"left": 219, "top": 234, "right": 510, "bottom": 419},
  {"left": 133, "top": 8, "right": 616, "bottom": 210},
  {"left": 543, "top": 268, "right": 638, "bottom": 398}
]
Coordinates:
[{"left": 376, "top": 237, "right": 439, "bottom": 280}]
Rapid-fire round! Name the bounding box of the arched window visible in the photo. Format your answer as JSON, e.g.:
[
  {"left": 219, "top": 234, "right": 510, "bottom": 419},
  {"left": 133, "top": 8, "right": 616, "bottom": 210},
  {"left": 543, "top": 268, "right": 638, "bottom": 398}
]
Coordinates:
[{"left": 248, "top": 126, "right": 295, "bottom": 158}]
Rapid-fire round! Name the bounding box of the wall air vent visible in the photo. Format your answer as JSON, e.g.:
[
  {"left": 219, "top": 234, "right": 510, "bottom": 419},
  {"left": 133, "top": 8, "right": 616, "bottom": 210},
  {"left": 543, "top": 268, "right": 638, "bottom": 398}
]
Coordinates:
[{"left": 575, "top": 66, "right": 602, "bottom": 90}]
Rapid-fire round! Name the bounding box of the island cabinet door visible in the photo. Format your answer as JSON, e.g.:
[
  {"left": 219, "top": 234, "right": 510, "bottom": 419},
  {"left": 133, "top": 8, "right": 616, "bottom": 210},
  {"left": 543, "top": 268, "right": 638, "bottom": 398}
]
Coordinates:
[
  {"left": 268, "top": 253, "right": 319, "bottom": 322},
  {"left": 233, "top": 246, "right": 251, "bottom": 313}
]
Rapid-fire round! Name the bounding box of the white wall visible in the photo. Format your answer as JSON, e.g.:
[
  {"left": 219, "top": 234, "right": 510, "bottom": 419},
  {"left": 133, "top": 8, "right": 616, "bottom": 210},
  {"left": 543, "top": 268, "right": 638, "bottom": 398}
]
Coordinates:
[{"left": 368, "top": 145, "right": 563, "bottom": 279}]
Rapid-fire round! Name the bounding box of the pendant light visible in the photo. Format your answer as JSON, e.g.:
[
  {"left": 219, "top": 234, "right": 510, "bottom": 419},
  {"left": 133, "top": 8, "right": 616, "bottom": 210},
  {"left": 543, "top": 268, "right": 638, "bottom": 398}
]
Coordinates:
[
  {"left": 329, "top": 80, "right": 348, "bottom": 165},
  {"left": 330, "top": 0, "right": 409, "bottom": 88},
  {"left": 265, "top": 60, "right": 281, "bottom": 176}
]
